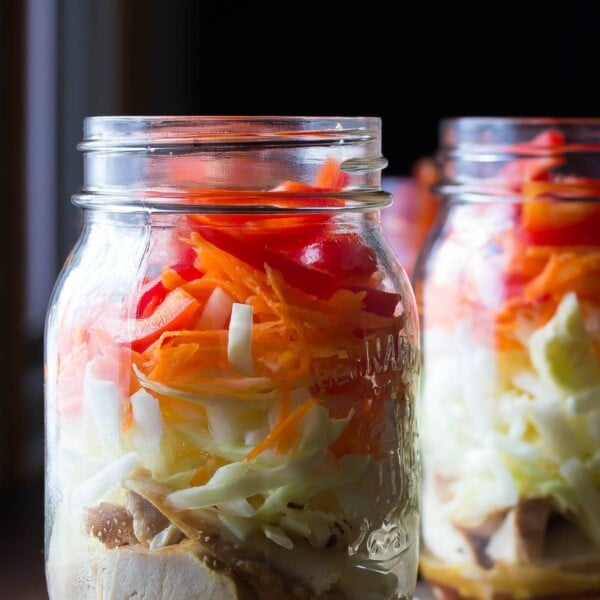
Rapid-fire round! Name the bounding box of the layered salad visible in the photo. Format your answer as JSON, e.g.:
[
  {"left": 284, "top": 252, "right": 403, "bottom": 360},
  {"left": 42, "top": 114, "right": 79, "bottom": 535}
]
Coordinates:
[
  {"left": 419, "top": 130, "right": 600, "bottom": 598},
  {"left": 45, "top": 160, "right": 420, "bottom": 599}
]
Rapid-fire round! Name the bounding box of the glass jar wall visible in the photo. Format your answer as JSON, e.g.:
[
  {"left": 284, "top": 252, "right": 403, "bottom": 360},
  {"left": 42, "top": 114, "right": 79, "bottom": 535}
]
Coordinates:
[
  {"left": 416, "top": 118, "right": 600, "bottom": 599},
  {"left": 44, "top": 116, "right": 421, "bottom": 600}
]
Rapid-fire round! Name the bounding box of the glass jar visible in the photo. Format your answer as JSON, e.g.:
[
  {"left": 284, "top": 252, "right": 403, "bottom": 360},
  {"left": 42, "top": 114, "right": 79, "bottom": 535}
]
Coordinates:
[
  {"left": 44, "top": 116, "right": 421, "bottom": 600},
  {"left": 416, "top": 117, "right": 600, "bottom": 599}
]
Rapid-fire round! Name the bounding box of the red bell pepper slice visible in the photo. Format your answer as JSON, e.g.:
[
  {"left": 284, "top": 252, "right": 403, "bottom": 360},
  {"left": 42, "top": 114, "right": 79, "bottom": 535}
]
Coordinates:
[
  {"left": 496, "top": 130, "right": 566, "bottom": 191},
  {"left": 137, "top": 263, "right": 203, "bottom": 318},
  {"left": 137, "top": 277, "right": 169, "bottom": 319},
  {"left": 295, "top": 234, "right": 378, "bottom": 279},
  {"left": 510, "top": 129, "right": 565, "bottom": 150},
  {"left": 346, "top": 285, "right": 401, "bottom": 317},
  {"left": 197, "top": 227, "right": 341, "bottom": 298},
  {"left": 98, "top": 288, "right": 202, "bottom": 353}
]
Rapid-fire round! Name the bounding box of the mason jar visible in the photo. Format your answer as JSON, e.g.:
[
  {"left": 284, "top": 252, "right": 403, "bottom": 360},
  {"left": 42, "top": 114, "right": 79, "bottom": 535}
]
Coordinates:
[
  {"left": 415, "top": 117, "right": 600, "bottom": 599},
  {"left": 44, "top": 116, "right": 421, "bottom": 600}
]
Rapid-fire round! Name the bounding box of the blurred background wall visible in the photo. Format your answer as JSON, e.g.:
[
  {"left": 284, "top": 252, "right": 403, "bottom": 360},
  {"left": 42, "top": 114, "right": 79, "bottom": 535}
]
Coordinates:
[{"left": 2, "top": 0, "right": 600, "bottom": 595}]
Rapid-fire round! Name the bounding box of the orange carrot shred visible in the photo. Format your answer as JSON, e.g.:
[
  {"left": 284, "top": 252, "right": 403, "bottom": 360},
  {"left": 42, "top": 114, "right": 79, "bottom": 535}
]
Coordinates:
[
  {"left": 244, "top": 398, "right": 317, "bottom": 461},
  {"left": 189, "top": 456, "right": 228, "bottom": 486},
  {"left": 161, "top": 267, "right": 187, "bottom": 291}
]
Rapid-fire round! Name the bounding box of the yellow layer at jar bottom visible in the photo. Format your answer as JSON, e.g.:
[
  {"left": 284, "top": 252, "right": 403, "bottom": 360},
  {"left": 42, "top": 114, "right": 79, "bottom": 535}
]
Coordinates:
[{"left": 419, "top": 553, "right": 600, "bottom": 599}]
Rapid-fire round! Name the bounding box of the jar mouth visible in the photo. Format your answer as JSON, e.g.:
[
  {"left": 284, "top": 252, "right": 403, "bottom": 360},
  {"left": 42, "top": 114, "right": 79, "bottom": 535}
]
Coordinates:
[
  {"left": 437, "top": 117, "right": 600, "bottom": 201},
  {"left": 76, "top": 115, "right": 390, "bottom": 209},
  {"left": 79, "top": 115, "right": 382, "bottom": 151},
  {"left": 440, "top": 116, "right": 600, "bottom": 154}
]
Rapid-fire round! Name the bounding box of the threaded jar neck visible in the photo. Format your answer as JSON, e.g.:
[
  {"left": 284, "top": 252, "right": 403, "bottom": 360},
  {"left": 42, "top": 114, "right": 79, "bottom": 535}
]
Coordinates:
[
  {"left": 437, "top": 117, "right": 600, "bottom": 202},
  {"left": 74, "top": 115, "right": 391, "bottom": 213}
]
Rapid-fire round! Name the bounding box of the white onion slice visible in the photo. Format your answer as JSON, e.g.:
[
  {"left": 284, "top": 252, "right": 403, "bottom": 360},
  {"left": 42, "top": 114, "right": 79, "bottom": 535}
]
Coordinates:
[{"left": 228, "top": 303, "right": 254, "bottom": 376}]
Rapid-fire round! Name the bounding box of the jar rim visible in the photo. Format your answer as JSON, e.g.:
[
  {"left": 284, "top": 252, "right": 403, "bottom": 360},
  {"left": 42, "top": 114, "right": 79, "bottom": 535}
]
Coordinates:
[
  {"left": 71, "top": 190, "right": 393, "bottom": 213},
  {"left": 442, "top": 116, "right": 600, "bottom": 126},
  {"left": 437, "top": 116, "right": 600, "bottom": 202},
  {"left": 440, "top": 116, "right": 600, "bottom": 154},
  {"left": 80, "top": 115, "right": 382, "bottom": 151},
  {"left": 76, "top": 115, "right": 389, "bottom": 210}
]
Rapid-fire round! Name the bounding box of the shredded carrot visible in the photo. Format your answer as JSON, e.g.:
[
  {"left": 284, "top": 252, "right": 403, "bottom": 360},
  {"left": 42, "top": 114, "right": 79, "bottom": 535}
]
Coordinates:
[
  {"left": 146, "top": 328, "right": 228, "bottom": 351},
  {"left": 187, "top": 233, "right": 277, "bottom": 306},
  {"left": 265, "top": 265, "right": 320, "bottom": 313},
  {"left": 161, "top": 267, "right": 186, "bottom": 291},
  {"left": 187, "top": 236, "right": 385, "bottom": 359},
  {"left": 244, "top": 398, "right": 317, "bottom": 460},
  {"left": 154, "top": 391, "right": 207, "bottom": 423},
  {"left": 189, "top": 456, "right": 228, "bottom": 486},
  {"left": 273, "top": 381, "right": 293, "bottom": 426},
  {"left": 147, "top": 344, "right": 216, "bottom": 382},
  {"left": 185, "top": 277, "right": 245, "bottom": 305},
  {"left": 491, "top": 247, "right": 600, "bottom": 351},
  {"left": 425, "top": 196, "right": 600, "bottom": 351},
  {"left": 193, "top": 245, "right": 235, "bottom": 282},
  {"left": 265, "top": 265, "right": 372, "bottom": 330},
  {"left": 524, "top": 251, "right": 600, "bottom": 302},
  {"left": 246, "top": 294, "right": 275, "bottom": 320}
]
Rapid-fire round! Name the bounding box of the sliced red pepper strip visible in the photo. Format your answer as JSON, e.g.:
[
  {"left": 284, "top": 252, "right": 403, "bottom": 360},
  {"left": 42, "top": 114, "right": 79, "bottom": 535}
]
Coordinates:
[
  {"left": 137, "top": 263, "right": 203, "bottom": 318},
  {"left": 496, "top": 130, "right": 566, "bottom": 191},
  {"left": 314, "top": 157, "right": 349, "bottom": 190},
  {"left": 98, "top": 288, "right": 202, "bottom": 353},
  {"left": 137, "top": 278, "right": 168, "bottom": 318},
  {"left": 346, "top": 285, "right": 401, "bottom": 317},
  {"left": 196, "top": 227, "right": 341, "bottom": 298},
  {"left": 295, "top": 234, "right": 378, "bottom": 279},
  {"left": 509, "top": 129, "right": 565, "bottom": 150}
]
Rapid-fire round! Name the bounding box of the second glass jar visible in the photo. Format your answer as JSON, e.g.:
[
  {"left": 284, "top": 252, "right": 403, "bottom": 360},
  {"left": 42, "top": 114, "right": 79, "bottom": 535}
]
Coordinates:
[{"left": 416, "top": 117, "right": 600, "bottom": 599}]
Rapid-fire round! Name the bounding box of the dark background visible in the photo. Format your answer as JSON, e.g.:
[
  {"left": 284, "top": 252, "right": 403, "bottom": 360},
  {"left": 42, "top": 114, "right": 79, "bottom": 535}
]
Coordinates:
[
  {"left": 2, "top": 0, "right": 600, "bottom": 596},
  {"left": 122, "top": 2, "right": 600, "bottom": 175}
]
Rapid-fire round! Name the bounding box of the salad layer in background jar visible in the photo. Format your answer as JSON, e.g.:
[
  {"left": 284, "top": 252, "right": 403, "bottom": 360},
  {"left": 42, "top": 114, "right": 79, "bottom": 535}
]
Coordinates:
[
  {"left": 44, "top": 116, "right": 421, "bottom": 600},
  {"left": 415, "top": 117, "right": 600, "bottom": 599}
]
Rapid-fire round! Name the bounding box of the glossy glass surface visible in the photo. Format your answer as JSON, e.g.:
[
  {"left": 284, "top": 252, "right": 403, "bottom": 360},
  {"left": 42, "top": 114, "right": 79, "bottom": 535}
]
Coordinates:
[
  {"left": 417, "top": 118, "right": 600, "bottom": 599},
  {"left": 45, "top": 116, "right": 421, "bottom": 599}
]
